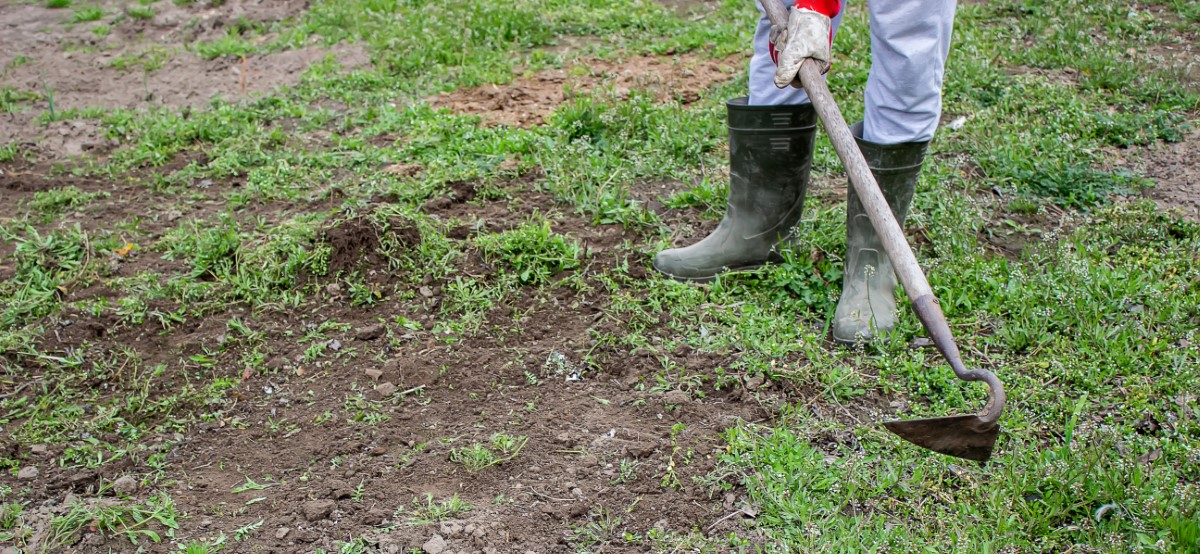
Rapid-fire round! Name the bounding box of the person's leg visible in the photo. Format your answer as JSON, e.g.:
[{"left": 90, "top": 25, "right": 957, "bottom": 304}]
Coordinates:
[
  {"left": 749, "top": 0, "right": 846, "bottom": 106},
  {"left": 832, "top": 0, "right": 956, "bottom": 343},
  {"left": 654, "top": 1, "right": 848, "bottom": 281},
  {"left": 862, "top": 0, "right": 956, "bottom": 143}
]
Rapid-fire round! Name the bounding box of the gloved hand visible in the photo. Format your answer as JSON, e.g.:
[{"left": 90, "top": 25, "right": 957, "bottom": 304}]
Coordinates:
[{"left": 771, "top": 0, "right": 840, "bottom": 89}]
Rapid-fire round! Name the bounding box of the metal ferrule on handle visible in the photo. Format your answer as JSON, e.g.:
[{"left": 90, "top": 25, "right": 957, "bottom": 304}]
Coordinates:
[{"left": 910, "top": 295, "right": 1006, "bottom": 424}]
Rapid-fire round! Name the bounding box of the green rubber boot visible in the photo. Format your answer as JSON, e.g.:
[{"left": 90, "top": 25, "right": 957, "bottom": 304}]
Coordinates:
[
  {"left": 832, "top": 123, "right": 930, "bottom": 344},
  {"left": 653, "top": 98, "right": 818, "bottom": 282}
]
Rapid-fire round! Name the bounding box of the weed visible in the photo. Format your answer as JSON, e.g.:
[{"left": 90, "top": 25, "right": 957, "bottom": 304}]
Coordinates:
[
  {"left": 473, "top": 218, "right": 582, "bottom": 285},
  {"left": 0, "top": 142, "right": 21, "bottom": 162},
  {"left": 450, "top": 433, "right": 528, "bottom": 473},
  {"left": 401, "top": 494, "right": 472, "bottom": 524},
  {"left": 0, "top": 502, "right": 25, "bottom": 544},
  {"left": 69, "top": 5, "right": 104, "bottom": 23},
  {"left": 126, "top": 6, "right": 155, "bottom": 20},
  {"left": 611, "top": 459, "right": 639, "bottom": 485},
  {"left": 343, "top": 393, "right": 390, "bottom": 425},
  {"left": 570, "top": 506, "right": 623, "bottom": 550},
  {"left": 0, "top": 87, "right": 41, "bottom": 114},
  {"left": 45, "top": 494, "right": 179, "bottom": 550},
  {"left": 230, "top": 476, "right": 275, "bottom": 494},
  {"left": 110, "top": 46, "right": 173, "bottom": 73},
  {"left": 177, "top": 535, "right": 227, "bottom": 553},
  {"left": 192, "top": 34, "right": 258, "bottom": 60},
  {"left": 232, "top": 519, "right": 263, "bottom": 540},
  {"left": 27, "top": 186, "right": 108, "bottom": 221}
]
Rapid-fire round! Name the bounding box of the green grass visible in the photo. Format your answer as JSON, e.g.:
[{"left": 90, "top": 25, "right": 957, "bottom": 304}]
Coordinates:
[
  {"left": 68, "top": 5, "right": 104, "bottom": 23},
  {"left": 125, "top": 5, "right": 155, "bottom": 20},
  {"left": 0, "top": 0, "right": 1198, "bottom": 551},
  {"left": 0, "top": 87, "right": 42, "bottom": 114}
]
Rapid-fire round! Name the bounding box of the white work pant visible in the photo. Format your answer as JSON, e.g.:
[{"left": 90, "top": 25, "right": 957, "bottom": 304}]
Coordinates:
[{"left": 749, "top": 0, "right": 957, "bottom": 144}]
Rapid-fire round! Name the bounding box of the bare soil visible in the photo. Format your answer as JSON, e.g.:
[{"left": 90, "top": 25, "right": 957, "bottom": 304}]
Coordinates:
[
  {"left": 1110, "top": 126, "right": 1200, "bottom": 220},
  {"left": 0, "top": 0, "right": 369, "bottom": 160},
  {"left": 429, "top": 54, "right": 741, "bottom": 128},
  {"left": 2, "top": 164, "right": 799, "bottom": 551}
]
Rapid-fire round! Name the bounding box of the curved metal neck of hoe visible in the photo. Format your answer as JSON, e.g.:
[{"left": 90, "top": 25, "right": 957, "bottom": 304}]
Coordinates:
[{"left": 911, "top": 295, "right": 1007, "bottom": 427}]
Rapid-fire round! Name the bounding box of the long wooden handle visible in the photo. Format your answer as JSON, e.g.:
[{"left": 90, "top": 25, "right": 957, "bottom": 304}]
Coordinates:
[
  {"left": 795, "top": 61, "right": 1005, "bottom": 422},
  {"left": 760, "top": 0, "right": 789, "bottom": 30},
  {"left": 759, "top": 2, "right": 1004, "bottom": 423},
  {"left": 794, "top": 62, "right": 932, "bottom": 301}
]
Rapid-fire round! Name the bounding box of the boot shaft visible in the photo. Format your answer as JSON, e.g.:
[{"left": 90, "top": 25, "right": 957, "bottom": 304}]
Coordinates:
[
  {"left": 846, "top": 121, "right": 928, "bottom": 225},
  {"left": 727, "top": 98, "right": 819, "bottom": 211},
  {"left": 831, "top": 123, "right": 931, "bottom": 344},
  {"left": 652, "top": 99, "right": 818, "bottom": 281}
]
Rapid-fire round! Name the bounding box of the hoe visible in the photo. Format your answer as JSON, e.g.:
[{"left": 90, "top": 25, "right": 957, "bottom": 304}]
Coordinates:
[{"left": 762, "top": 1, "right": 1007, "bottom": 461}]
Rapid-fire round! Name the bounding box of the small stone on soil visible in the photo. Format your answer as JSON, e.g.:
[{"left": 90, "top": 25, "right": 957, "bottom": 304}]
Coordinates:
[
  {"left": 30, "top": 444, "right": 48, "bottom": 455},
  {"left": 362, "top": 507, "right": 389, "bottom": 526},
  {"left": 302, "top": 499, "right": 336, "bottom": 521},
  {"left": 422, "top": 534, "right": 448, "bottom": 554},
  {"left": 355, "top": 324, "right": 385, "bottom": 341},
  {"left": 275, "top": 527, "right": 291, "bottom": 539},
  {"left": 664, "top": 389, "right": 690, "bottom": 405},
  {"left": 17, "top": 466, "right": 39, "bottom": 480},
  {"left": 375, "top": 382, "right": 398, "bottom": 397},
  {"left": 113, "top": 475, "right": 138, "bottom": 495},
  {"left": 365, "top": 368, "right": 384, "bottom": 380}
]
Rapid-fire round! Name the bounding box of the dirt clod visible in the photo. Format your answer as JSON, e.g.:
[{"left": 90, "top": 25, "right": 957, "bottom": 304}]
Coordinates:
[
  {"left": 375, "top": 382, "right": 398, "bottom": 397},
  {"left": 664, "top": 389, "right": 691, "bottom": 405},
  {"left": 362, "top": 508, "right": 389, "bottom": 526},
  {"left": 302, "top": 499, "right": 336, "bottom": 522},
  {"left": 326, "top": 481, "right": 353, "bottom": 500},
  {"left": 422, "top": 534, "right": 448, "bottom": 554},
  {"left": 112, "top": 475, "right": 138, "bottom": 495},
  {"left": 439, "top": 521, "right": 464, "bottom": 537},
  {"left": 325, "top": 217, "right": 385, "bottom": 274},
  {"left": 355, "top": 324, "right": 385, "bottom": 341},
  {"left": 16, "top": 466, "right": 39, "bottom": 481}
]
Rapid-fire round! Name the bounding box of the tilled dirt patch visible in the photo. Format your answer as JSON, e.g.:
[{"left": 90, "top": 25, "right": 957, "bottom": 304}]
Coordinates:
[
  {"left": 0, "top": 1, "right": 368, "bottom": 161},
  {"left": 1, "top": 169, "right": 839, "bottom": 551},
  {"left": 0, "top": 155, "right": 230, "bottom": 238},
  {"left": 429, "top": 54, "right": 741, "bottom": 128},
  {"left": 1109, "top": 127, "right": 1200, "bottom": 220}
]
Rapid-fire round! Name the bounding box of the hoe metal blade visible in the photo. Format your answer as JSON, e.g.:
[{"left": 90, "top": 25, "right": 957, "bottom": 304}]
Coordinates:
[
  {"left": 882, "top": 415, "right": 1000, "bottom": 462},
  {"left": 874, "top": 296, "right": 1007, "bottom": 462}
]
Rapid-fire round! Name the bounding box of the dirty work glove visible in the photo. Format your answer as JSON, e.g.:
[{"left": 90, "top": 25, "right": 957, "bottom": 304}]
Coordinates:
[{"left": 772, "top": 0, "right": 840, "bottom": 89}]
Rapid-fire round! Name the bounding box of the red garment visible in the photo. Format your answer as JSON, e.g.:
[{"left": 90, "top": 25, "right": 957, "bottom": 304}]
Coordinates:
[
  {"left": 768, "top": 0, "right": 840, "bottom": 65},
  {"left": 793, "top": 0, "right": 841, "bottom": 17}
]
